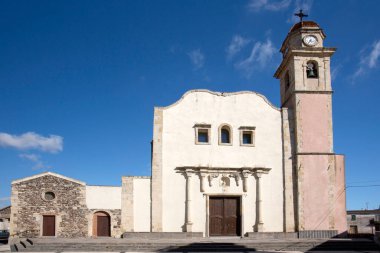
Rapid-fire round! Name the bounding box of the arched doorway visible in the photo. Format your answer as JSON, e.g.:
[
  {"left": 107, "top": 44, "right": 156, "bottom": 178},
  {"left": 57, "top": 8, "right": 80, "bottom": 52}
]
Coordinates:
[{"left": 93, "top": 211, "right": 111, "bottom": 237}]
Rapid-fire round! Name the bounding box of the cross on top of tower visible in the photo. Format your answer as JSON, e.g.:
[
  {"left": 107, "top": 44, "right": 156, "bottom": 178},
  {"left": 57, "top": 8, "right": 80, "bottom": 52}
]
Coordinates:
[{"left": 294, "top": 9, "right": 308, "bottom": 22}]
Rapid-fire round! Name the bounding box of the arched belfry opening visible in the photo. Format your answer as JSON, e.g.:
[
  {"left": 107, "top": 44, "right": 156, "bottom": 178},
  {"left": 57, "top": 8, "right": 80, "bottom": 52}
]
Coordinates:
[
  {"left": 306, "top": 61, "right": 318, "bottom": 78},
  {"left": 93, "top": 211, "right": 111, "bottom": 237}
]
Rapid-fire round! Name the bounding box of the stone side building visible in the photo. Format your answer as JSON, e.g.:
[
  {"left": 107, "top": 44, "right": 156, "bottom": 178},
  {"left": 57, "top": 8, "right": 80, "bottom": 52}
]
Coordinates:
[
  {"left": 10, "top": 172, "right": 122, "bottom": 238},
  {"left": 10, "top": 20, "right": 347, "bottom": 238}
]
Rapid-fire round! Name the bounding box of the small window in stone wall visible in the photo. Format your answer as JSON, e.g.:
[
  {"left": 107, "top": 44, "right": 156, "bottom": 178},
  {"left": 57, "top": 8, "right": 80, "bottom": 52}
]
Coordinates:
[
  {"left": 44, "top": 191, "right": 56, "bottom": 201},
  {"left": 351, "top": 214, "right": 356, "bottom": 221}
]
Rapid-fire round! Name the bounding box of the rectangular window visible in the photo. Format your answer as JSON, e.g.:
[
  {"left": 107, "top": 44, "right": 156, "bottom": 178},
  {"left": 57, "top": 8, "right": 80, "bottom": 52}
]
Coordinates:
[
  {"left": 242, "top": 132, "right": 252, "bottom": 144},
  {"left": 198, "top": 129, "right": 209, "bottom": 143},
  {"left": 351, "top": 215, "right": 356, "bottom": 221},
  {"left": 194, "top": 124, "right": 211, "bottom": 145},
  {"left": 239, "top": 126, "right": 255, "bottom": 146}
]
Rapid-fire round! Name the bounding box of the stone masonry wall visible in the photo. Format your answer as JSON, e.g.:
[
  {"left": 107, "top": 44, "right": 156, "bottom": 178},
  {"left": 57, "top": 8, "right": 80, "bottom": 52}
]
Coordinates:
[
  {"left": 0, "top": 206, "right": 11, "bottom": 219},
  {"left": 11, "top": 175, "right": 88, "bottom": 238}
]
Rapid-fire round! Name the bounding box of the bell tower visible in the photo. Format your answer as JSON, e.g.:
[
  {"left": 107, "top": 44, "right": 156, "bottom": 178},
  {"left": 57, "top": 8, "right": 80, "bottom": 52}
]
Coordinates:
[{"left": 274, "top": 20, "right": 347, "bottom": 235}]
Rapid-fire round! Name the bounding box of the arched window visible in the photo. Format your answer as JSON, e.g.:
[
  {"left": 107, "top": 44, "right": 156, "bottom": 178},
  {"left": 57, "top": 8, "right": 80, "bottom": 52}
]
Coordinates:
[
  {"left": 219, "top": 125, "right": 232, "bottom": 145},
  {"left": 306, "top": 61, "right": 318, "bottom": 78},
  {"left": 221, "top": 128, "right": 230, "bottom": 143}
]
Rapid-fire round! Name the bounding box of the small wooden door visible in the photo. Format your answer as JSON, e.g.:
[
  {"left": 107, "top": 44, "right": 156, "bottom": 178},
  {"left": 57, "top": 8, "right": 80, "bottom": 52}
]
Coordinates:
[
  {"left": 42, "top": 215, "right": 55, "bottom": 236},
  {"left": 349, "top": 225, "right": 358, "bottom": 234},
  {"left": 209, "top": 197, "right": 241, "bottom": 236},
  {"left": 97, "top": 215, "right": 110, "bottom": 237}
]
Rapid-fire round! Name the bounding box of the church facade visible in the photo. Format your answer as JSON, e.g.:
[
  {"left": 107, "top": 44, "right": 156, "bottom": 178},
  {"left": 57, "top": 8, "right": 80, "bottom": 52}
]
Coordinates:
[{"left": 10, "top": 20, "right": 347, "bottom": 238}]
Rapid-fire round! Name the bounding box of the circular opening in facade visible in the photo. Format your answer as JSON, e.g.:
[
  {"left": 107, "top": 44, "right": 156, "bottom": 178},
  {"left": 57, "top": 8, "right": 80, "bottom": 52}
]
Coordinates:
[{"left": 44, "top": 191, "right": 56, "bottom": 201}]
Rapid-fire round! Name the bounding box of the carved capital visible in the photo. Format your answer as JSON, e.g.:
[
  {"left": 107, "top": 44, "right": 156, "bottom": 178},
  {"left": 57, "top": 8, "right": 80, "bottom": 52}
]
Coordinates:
[
  {"left": 208, "top": 173, "right": 219, "bottom": 187},
  {"left": 242, "top": 171, "right": 250, "bottom": 178},
  {"left": 185, "top": 169, "right": 193, "bottom": 178},
  {"left": 229, "top": 173, "right": 240, "bottom": 186}
]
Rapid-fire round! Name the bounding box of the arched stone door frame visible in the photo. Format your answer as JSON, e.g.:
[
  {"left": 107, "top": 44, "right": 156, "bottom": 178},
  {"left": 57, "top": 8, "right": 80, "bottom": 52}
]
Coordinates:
[{"left": 92, "top": 211, "right": 111, "bottom": 237}]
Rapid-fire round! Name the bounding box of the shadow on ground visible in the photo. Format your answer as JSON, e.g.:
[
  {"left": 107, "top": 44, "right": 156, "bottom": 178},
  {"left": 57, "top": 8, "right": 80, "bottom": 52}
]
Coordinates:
[
  {"left": 159, "top": 242, "right": 257, "bottom": 252},
  {"left": 7, "top": 237, "right": 380, "bottom": 252},
  {"left": 307, "top": 238, "right": 380, "bottom": 251},
  {"left": 158, "top": 239, "right": 380, "bottom": 252}
]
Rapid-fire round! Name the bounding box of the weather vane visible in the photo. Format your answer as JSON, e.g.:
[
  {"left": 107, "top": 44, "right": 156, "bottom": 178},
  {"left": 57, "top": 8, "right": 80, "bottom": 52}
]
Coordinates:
[{"left": 294, "top": 9, "right": 308, "bottom": 22}]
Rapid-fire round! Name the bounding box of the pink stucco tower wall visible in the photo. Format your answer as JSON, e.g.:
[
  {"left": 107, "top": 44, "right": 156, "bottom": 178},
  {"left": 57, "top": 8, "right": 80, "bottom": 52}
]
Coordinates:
[{"left": 275, "top": 21, "right": 347, "bottom": 235}]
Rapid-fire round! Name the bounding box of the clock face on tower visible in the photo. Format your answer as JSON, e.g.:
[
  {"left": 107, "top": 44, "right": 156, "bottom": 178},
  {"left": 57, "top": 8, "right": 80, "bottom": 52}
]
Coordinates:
[{"left": 303, "top": 35, "right": 318, "bottom": 46}]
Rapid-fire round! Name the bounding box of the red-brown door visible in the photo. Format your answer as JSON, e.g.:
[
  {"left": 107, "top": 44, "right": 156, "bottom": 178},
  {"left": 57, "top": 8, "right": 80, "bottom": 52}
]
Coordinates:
[
  {"left": 97, "top": 215, "right": 110, "bottom": 237},
  {"left": 42, "top": 215, "right": 55, "bottom": 236},
  {"left": 209, "top": 197, "right": 241, "bottom": 236}
]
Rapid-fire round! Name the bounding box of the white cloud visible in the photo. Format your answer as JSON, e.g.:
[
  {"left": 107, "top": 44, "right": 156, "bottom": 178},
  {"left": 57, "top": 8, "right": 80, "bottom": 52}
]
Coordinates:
[
  {"left": 331, "top": 65, "right": 342, "bottom": 81},
  {"left": 352, "top": 40, "right": 380, "bottom": 79},
  {"left": 368, "top": 40, "right": 380, "bottom": 68},
  {"left": 19, "top": 153, "right": 40, "bottom": 162},
  {"left": 288, "top": 0, "right": 313, "bottom": 23},
  {"left": 19, "top": 153, "right": 51, "bottom": 170},
  {"left": 248, "top": 0, "right": 291, "bottom": 12},
  {"left": 226, "top": 35, "right": 250, "bottom": 60},
  {"left": 188, "top": 49, "right": 205, "bottom": 70},
  {"left": 234, "top": 39, "right": 276, "bottom": 78},
  {"left": 0, "top": 132, "right": 63, "bottom": 153}
]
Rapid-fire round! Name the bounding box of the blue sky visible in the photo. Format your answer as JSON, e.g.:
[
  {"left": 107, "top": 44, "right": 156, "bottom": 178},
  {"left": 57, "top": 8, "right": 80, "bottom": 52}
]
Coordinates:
[{"left": 0, "top": 0, "right": 379, "bottom": 211}]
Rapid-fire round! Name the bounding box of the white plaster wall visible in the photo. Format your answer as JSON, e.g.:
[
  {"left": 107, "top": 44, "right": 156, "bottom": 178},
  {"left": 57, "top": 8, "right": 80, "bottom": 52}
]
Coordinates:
[
  {"left": 160, "top": 90, "right": 284, "bottom": 234},
  {"left": 0, "top": 221, "right": 9, "bottom": 230},
  {"left": 133, "top": 178, "right": 151, "bottom": 232},
  {"left": 86, "top": 186, "right": 121, "bottom": 209}
]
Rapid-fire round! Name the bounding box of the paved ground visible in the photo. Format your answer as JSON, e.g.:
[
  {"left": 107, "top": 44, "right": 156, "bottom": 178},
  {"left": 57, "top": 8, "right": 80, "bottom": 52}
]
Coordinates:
[
  {"left": 1, "top": 244, "right": 380, "bottom": 253},
  {"left": 0, "top": 243, "right": 10, "bottom": 253},
  {"left": 5, "top": 237, "right": 380, "bottom": 253},
  {"left": 2, "top": 250, "right": 380, "bottom": 253}
]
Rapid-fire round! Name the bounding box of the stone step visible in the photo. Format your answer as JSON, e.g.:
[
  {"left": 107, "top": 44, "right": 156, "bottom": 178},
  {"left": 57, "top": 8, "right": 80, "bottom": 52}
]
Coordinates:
[{"left": 11, "top": 239, "right": 380, "bottom": 252}]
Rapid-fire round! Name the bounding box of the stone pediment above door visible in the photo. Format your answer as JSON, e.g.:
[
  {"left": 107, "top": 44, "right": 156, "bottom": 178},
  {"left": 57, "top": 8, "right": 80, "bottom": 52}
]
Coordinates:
[{"left": 175, "top": 166, "right": 271, "bottom": 192}]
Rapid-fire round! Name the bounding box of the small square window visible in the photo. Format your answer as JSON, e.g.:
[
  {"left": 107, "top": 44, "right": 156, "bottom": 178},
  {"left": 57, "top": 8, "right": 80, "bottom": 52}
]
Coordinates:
[
  {"left": 243, "top": 132, "right": 252, "bottom": 144},
  {"left": 194, "top": 124, "right": 211, "bottom": 145},
  {"left": 351, "top": 215, "right": 356, "bottom": 221},
  {"left": 239, "top": 126, "right": 255, "bottom": 146},
  {"left": 198, "top": 130, "right": 209, "bottom": 143}
]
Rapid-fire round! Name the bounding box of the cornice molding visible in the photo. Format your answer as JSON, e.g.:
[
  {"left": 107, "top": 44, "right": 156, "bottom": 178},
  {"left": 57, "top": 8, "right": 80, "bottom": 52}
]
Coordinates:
[{"left": 155, "top": 89, "right": 280, "bottom": 111}]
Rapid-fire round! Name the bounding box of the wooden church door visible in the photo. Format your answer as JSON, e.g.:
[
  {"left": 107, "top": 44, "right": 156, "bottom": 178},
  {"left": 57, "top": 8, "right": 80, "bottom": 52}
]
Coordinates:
[
  {"left": 209, "top": 197, "right": 241, "bottom": 236},
  {"left": 97, "top": 215, "right": 111, "bottom": 237},
  {"left": 42, "top": 215, "right": 55, "bottom": 236}
]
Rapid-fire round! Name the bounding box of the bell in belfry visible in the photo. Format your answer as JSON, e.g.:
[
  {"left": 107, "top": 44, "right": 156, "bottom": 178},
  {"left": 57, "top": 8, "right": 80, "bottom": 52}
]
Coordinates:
[{"left": 307, "top": 62, "right": 318, "bottom": 78}]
